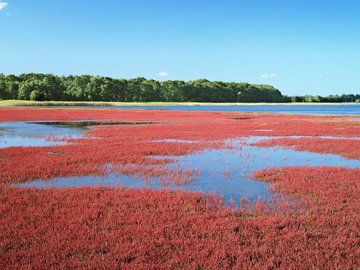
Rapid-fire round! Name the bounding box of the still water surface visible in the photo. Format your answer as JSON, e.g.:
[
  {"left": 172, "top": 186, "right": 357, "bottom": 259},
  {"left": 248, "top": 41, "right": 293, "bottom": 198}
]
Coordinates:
[
  {"left": 0, "top": 121, "right": 85, "bottom": 148},
  {"left": 64, "top": 104, "right": 360, "bottom": 115},
  {"left": 6, "top": 121, "right": 359, "bottom": 204}
]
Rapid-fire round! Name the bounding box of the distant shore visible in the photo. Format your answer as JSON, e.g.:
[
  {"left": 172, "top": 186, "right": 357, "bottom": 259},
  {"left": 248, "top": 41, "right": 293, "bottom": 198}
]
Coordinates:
[{"left": 1, "top": 100, "right": 359, "bottom": 107}]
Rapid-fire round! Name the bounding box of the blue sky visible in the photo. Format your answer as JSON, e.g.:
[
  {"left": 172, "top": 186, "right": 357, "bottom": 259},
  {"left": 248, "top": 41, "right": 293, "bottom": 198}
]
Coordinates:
[{"left": 1, "top": 0, "right": 360, "bottom": 96}]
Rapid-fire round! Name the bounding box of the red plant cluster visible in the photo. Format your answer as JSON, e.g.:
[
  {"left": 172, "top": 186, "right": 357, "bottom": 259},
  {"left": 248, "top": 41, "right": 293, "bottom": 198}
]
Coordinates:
[
  {"left": 253, "top": 166, "right": 360, "bottom": 268},
  {"left": 1, "top": 108, "right": 359, "bottom": 268},
  {"left": 0, "top": 166, "right": 359, "bottom": 269},
  {"left": 0, "top": 108, "right": 359, "bottom": 184},
  {"left": 0, "top": 107, "right": 359, "bottom": 138},
  {"left": 253, "top": 137, "right": 360, "bottom": 160}
]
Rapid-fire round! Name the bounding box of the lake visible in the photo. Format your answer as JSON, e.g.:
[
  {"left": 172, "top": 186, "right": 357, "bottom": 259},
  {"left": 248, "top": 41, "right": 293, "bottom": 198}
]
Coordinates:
[{"left": 60, "top": 104, "right": 360, "bottom": 115}]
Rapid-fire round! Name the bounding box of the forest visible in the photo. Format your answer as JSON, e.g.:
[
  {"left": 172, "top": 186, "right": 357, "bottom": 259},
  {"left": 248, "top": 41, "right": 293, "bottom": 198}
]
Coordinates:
[{"left": 0, "top": 73, "right": 358, "bottom": 103}]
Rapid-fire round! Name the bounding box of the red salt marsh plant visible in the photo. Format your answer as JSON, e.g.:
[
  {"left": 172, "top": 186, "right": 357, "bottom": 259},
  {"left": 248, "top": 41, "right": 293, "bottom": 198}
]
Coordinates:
[
  {"left": 253, "top": 137, "right": 360, "bottom": 160},
  {"left": 0, "top": 107, "right": 359, "bottom": 139},
  {"left": 0, "top": 108, "right": 360, "bottom": 268},
  {"left": 0, "top": 135, "right": 214, "bottom": 185},
  {"left": 0, "top": 107, "right": 359, "bottom": 186},
  {"left": 1, "top": 166, "right": 360, "bottom": 269}
]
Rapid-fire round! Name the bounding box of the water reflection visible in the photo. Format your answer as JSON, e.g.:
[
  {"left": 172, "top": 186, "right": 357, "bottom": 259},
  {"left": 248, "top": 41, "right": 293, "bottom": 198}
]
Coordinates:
[
  {"left": 49, "top": 104, "right": 360, "bottom": 115},
  {"left": 17, "top": 136, "right": 360, "bottom": 205},
  {"left": 0, "top": 122, "right": 86, "bottom": 148}
]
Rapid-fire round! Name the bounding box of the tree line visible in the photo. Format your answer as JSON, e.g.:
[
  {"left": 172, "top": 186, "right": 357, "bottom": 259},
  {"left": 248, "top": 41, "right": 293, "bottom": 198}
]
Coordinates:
[
  {"left": 289, "top": 94, "right": 360, "bottom": 103},
  {"left": 0, "top": 73, "right": 285, "bottom": 102},
  {"left": 0, "top": 73, "right": 358, "bottom": 103}
]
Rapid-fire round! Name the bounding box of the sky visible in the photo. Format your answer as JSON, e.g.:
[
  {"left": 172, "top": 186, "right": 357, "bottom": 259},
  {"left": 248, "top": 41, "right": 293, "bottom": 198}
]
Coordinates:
[{"left": 1, "top": 0, "right": 360, "bottom": 96}]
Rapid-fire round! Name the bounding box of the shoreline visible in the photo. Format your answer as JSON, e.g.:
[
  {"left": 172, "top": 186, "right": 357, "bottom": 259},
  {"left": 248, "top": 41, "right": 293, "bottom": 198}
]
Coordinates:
[{"left": 1, "top": 100, "right": 359, "bottom": 107}]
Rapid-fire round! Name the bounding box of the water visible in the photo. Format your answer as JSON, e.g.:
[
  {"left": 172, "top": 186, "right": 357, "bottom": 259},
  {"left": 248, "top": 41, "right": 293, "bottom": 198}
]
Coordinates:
[
  {"left": 16, "top": 136, "right": 360, "bottom": 204},
  {"left": 54, "top": 104, "right": 360, "bottom": 116},
  {"left": 3, "top": 119, "right": 359, "bottom": 204},
  {"left": 0, "top": 121, "right": 86, "bottom": 148},
  {"left": 0, "top": 120, "right": 159, "bottom": 148}
]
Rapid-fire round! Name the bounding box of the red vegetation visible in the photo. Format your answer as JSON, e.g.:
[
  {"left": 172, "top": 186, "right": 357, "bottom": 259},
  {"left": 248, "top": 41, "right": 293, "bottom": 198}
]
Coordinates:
[
  {"left": 0, "top": 108, "right": 359, "bottom": 184},
  {"left": 0, "top": 107, "right": 359, "bottom": 138},
  {"left": 1, "top": 108, "right": 359, "bottom": 268},
  {"left": 253, "top": 137, "right": 360, "bottom": 160},
  {"left": 253, "top": 167, "right": 360, "bottom": 268},
  {"left": 0, "top": 167, "right": 359, "bottom": 269}
]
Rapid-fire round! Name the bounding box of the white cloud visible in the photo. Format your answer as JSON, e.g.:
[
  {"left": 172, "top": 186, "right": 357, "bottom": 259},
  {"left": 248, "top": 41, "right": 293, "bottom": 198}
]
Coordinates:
[
  {"left": 0, "top": 2, "right": 8, "bottom": 11},
  {"left": 157, "top": 71, "right": 169, "bottom": 77},
  {"left": 260, "top": 73, "right": 278, "bottom": 79}
]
